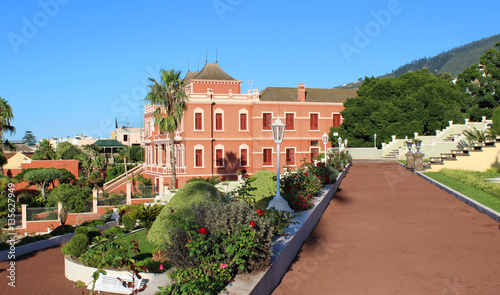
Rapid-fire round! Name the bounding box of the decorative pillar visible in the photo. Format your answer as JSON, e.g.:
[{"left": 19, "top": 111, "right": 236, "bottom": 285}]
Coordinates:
[
  {"left": 58, "top": 202, "right": 63, "bottom": 224},
  {"left": 21, "top": 204, "right": 27, "bottom": 229},
  {"left": 126, "top": 181, "right": 132, "bottom": 205},
  {"left": 159, "top": 177, "right": 164, "bottom": 194},
  {"left": 414, "top": 153, "right": 424, "bottom": 171},
  {"left": 92, "top": 189, "right": 98, "bottom": 213}
]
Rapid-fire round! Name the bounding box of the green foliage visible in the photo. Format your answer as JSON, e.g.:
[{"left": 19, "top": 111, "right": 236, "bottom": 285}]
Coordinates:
[
  {"left": 32, "top": 139, "right": 56, "bottom": 160},
  {"left": 158, "top": 264, "right": 232, "bottom": 295},
  {"left": 103, "top": 225, "right": 124, "bottom": 238},
  {"left": 281, "top": 168, "right": 322, "bottom": 211},
  {"left": 234, "top": 170, "right": 276, "bottom": 209},
  {"left": 456, "top": 44, "right": 500, "bottom": 119},
  {"left": 186, "top": 176, "right": 221, "bottom": 185},
  {"left": 122, "top": 212, "right": 137, "bottom": 232},
  {"left": 462, "top": 127, "right": 492, "bottom": 143},
  {"left": 334, "top": 70, "right": 473, "bottom": 147},
  {"left": 69, "top": 234, "right": 90, "bottom": 258},
  {"left": 48, "top": 184, "right": 92, "bottom": 213},
  {"left": 55, "top": 141, "right": 82, "bottom": 160},
  {"left": 147, "top": 181, "right": 223, "bottom": 246},
  {"left": 24, "top": 168, "right": 63, "bottom": 199},
  {"left": 22, "top": 131, "right": 36, "bottom": 147},
  {"left": 105, "top": 164, "right": 134, "bottom": 182},
  {"left": 439, "top": 169, "right": 500, "bottom": 198},
  {"left": 74, "top": 226, "right": 88, "bottom": 236},
  {"left": 132, "top": 203, "right": 164, "bottom": 229},
  {"left": 161, "top": 201, "right": 275, "bottom": 294},
  {"left": 492, "top": 106, "right": 500, "bottom": 132}
]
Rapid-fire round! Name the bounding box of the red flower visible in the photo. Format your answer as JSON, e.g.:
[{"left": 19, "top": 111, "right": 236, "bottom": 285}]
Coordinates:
[
  {"left": 304, "top": 172, "right": 308, "bottom": 176},
  {"left": 199, "top": 227, "right": 208, "bottom": 235},
  {"left": 318, "top": 176, "right": 321, "bottom": 179},
  {"left": 249, "top": 220, "right": 256, "bottom": 227},
  {"left": 256, "top": 209, "right": 265, "bottom": 216}
]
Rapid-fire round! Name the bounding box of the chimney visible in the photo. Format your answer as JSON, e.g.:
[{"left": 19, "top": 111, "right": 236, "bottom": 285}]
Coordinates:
[{"left": 298, "top": 83, "right": 306, "bottom": 102}]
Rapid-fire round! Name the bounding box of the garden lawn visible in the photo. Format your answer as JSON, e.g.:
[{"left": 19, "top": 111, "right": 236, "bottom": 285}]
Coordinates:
[
  {"left": 424, "top": 172, "right": 500, "bottom": 213},
  {"left": 121, "top": 229, "right": 158, "bottom": 257}
]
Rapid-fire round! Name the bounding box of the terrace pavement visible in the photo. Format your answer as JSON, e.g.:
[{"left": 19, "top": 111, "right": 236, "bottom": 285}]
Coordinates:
[{"left": 273, "top": 161, "right": 500, "bottom": 294}]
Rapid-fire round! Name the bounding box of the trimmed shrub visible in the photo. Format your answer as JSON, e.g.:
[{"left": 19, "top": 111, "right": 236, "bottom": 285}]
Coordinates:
[
  {"left": 235, "top": 169, "right": 276, "bottom": 209},
  {"left": 74, "top": 226, "right": 88, "bottom": 236},
  {"left": 69, "top": 234, "right": 89, "bottom": 258},
  {"left": 122, "top": 213, "right": 136, "bottom": 232},
  {"left": 492, "top": 106, "right": 500, "bottom": 132},
  {"left": 147, "top": 181, "right": 223, "bottom": 246}
]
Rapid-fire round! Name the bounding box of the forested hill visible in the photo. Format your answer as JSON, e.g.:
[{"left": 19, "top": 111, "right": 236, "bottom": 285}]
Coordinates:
[{"left": 337, "top": 33, "right": 500, "bottom": 89}]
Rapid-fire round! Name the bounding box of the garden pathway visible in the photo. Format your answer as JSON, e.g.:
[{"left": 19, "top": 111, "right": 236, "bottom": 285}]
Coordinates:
[{"left": 273, "top": 161, "right": 500, "bottom": 295}]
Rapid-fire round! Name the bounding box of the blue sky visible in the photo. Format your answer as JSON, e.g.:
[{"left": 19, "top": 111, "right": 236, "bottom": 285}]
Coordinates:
[{"left": 1, "top": 0, "right": 499, "bottom": 141}]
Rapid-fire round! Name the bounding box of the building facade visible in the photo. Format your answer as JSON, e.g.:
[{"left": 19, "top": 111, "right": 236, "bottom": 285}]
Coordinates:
[{"left": 143, "top": 63, "right": 356, "bottom": 188}]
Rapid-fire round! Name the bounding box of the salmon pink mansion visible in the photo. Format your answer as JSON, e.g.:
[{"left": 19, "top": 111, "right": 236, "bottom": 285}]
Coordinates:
[{"left": 143, "top": 63, "right": 356, "bottom": 188}]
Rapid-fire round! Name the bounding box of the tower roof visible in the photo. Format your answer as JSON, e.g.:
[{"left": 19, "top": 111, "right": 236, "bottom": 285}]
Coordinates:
[
  {"left": 193, "top": 63, "right": 237, "bottom": 81},
  {"left": 183, "top": 70, "right": 199, "bottom": 83}
]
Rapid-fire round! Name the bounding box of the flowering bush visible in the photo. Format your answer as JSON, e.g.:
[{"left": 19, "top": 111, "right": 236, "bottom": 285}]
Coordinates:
[
  {"left": 160, "top": 201, "right": 275, "bottom": 294},
  {"left": 281, "top": 167, "right": 322, "bottom": 211},
  {"left": 305, "top": 162, "right": 339, "bottom": 185}
]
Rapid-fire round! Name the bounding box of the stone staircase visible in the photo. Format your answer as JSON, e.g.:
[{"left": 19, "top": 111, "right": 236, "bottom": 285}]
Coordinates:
[{"left": 424, "top": 136, "right": 499, "bottom": 171}]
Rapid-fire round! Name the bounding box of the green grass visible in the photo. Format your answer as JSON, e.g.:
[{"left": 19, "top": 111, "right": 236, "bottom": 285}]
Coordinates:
[
  {"left": 424, "top": 172, "right": 500, "bottom": 213},
  {"left": 121, "top": 229, "right": 158, "bottom": 255}
]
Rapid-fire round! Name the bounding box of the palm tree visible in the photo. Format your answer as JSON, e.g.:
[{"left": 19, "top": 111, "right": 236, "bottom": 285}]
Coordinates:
[
  {"left": 145, "top": 69, "right": 187, "bottom": 188},
  {"left": 0, "top": 97, "right": 15, "bottom": 175}
]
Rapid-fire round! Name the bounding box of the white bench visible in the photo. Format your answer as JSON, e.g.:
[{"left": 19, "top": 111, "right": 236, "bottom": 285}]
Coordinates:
[{"left": 89, "top": 274, "right": 143, "bottom": 294}]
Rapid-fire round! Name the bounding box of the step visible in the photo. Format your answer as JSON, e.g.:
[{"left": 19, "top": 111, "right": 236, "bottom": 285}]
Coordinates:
[{"left": 451, "top": 150, "right": 469, "bottom": 156}]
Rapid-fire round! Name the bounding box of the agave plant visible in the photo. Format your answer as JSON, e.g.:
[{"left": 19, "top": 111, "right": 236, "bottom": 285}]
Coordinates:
[
  {"left": 462, "top": 127, "right": 491, "bottom": 143},
  {"left": 133, "top": 203, "right": 165, "bottom": 231}
]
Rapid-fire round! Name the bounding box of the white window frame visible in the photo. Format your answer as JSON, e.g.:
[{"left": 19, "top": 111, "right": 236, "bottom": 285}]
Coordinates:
[
  {"left": 215, "top": 143, "right": 225, "bottom": 167},
  {"left": 239, "top": 144, "right": 249, "bottom": 167},
  {"left": 194, "top": 144, "right": 204, "bottom": 168},
  {"left": 239, "top": 109, "right": 249, "bottom": 132},
  {"left": 193, "top": 107, "right": 204, "bottom": 131}
]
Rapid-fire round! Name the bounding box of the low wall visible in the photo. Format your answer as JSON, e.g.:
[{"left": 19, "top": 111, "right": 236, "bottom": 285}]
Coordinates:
[
  {"left": 65, "top": 255, "right": 161, "bottom": 286},
  {"left": 348, "top": 148, "right": 382, "bottom": 160},
  {"left": 0, "top": 220, "right": 117, "bottom": 262},
  {"left": 221, "top": 162, "right": 351, "bottom": 295}
]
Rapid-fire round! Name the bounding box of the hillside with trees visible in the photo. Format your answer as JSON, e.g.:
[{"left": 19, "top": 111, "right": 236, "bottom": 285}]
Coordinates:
[{"left": 337, "top": 34, "right": 500, "bottom": 89}]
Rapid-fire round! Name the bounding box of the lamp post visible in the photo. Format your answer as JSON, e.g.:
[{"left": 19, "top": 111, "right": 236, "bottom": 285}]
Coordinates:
[
  {"left": 344, "top": 138, "right": 348, "bottom": 150},
  {"left": 322, "top": 132, "right": 328, "bottom": 163},
  {"left": 267, "top": 116, "right": 292, "bottom": 212},
  {"left": 337, "top": 137, "right": 342, "bottom": 156},
  {"left": 374, "top": 133, "right": 377, "bottom": 149}
]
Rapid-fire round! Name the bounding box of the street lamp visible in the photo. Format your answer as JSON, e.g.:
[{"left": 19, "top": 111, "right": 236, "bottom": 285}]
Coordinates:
[
  {"left": 321, "top": 132, "right": 328, "bottom": 163},
  {"left": 267, "top": 116, "right": 292, "bottom": 212},
  {"left": 337, "top": 137, "right": 342, "bottom": 156},
  {"left": 344, "top": 138, "right": 348, "bottom": 149},
  {"left": 374, "top": 133, "right": 377, "bottom": 149}
]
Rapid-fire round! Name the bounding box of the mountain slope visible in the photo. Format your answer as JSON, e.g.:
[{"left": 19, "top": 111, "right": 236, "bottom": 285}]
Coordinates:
[{"left": 336, "top": 33, "right": 500, "bottom": 89}]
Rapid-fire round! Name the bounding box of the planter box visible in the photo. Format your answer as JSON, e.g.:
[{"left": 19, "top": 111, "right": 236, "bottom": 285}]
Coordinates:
[
  {"left": 64, "top": 255, "right": 164, "bottom": 286},
  {"left": 222, "top": 163, "right": 351, "bottom": 295}
]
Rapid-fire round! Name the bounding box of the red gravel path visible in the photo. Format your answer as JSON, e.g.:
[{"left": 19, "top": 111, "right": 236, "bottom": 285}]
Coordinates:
[{"left": 273, "top": 161, "right": 500, "bottom": 295}]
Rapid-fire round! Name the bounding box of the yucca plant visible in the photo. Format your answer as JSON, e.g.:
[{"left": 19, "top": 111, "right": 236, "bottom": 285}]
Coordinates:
[
  {"left": 462, "top": 127, "right": 491, "bottom": 143},
  {"left": 133, "top": 204, "right": 164, "bottom": 231}
]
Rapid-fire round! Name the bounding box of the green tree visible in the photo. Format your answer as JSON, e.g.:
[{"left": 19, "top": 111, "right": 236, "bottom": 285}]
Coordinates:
[
  {"left": 0, "top": 97, "right": 15, "bottom": 175},
  {"left": 333, "top": 70, "right": 473, "bottom": 147},
  {"left": 146, "top": 69, "right": 188, "bottom": 188},
  {"left": 456, "top": 43, "right": 500, "bottom": 120},
  {"left": 48, "top": 184, "right": 92, "bottom": 213},
  {"left": 23, "top": 168, "right": 62, "bottom": 199},
  {"left": 32, "top": 139, "right": 56, "bottom": 160},
  {"left": 22, "top": 131, "right": 37, "bottom": 147},
  {"left": 55, "top": 141, "right": 82, "bottom": 160}
]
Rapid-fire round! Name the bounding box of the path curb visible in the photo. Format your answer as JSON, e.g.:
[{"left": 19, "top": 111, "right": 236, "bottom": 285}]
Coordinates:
[{"left": 415, "top": 171, "right": 500, "bottom": 223}]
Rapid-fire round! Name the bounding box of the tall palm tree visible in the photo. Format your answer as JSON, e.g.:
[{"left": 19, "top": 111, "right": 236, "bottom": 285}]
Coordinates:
[
  {"left": 145, "top": 69, "right": 187, "bottom": 188},
  {"left": 0, "top": 97, "right": 15, "bottom": 175}
]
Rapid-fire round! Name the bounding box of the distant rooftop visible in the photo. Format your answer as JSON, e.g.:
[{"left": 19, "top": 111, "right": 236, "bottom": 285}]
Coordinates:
[{"left": 93, "top": 139, "right": 126, "bottom": 148}]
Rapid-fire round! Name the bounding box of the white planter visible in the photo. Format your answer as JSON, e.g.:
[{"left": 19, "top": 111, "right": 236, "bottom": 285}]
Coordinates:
[{"left": 64, "top": 255, "right": 162, "bottom": 285}]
